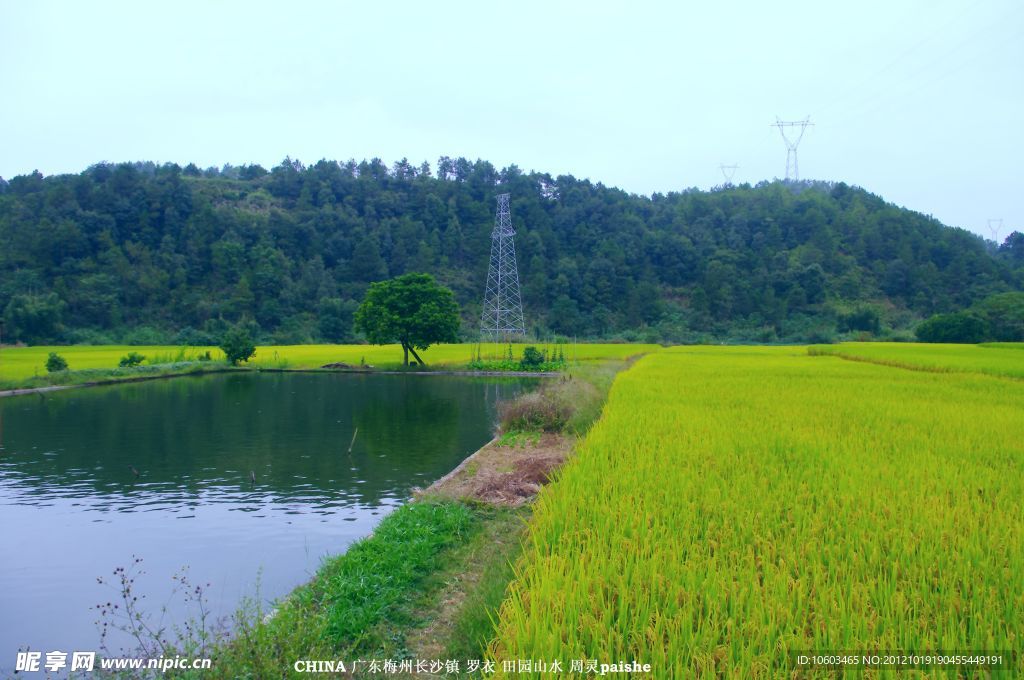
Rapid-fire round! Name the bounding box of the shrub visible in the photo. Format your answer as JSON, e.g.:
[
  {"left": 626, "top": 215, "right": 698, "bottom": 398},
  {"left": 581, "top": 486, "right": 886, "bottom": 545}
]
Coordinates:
[
  {"left": 173, "top": 327, "right": 218, "bottom": 346},
  {"left": 220, "top": 326, "right": 257, "bottom": 365},
  {"left": 45, "top": 352, "right": 68, "bottom": 373},
  {"left": 971, "top": 292, "right": 1024, "bottom": 341},
  {"left": 519, "top": 346, "right": 546, "bottom": 370},
  {"left": 122, "top": 325, "right": 169, "bottom": 345},
  {"left": 63, "top": 328, "right": 117, "bottom": 345},
  {"left": 499, "top": 391, "right": 572, "bottom": 432},
  {"left": 118, "top": 352, "right": 146, "bottom": 367},
  {"left": 916, "top": 312, "right": 989, "bottom": 343},
  {"left": 499, "top": 378, "right": 598, "bottom": 433},
  {"left": 805, "top": 328, "right": 837, "bottom": 344},
  {"left": 838, "top": 307, "right": 881, "bottom": 334}
]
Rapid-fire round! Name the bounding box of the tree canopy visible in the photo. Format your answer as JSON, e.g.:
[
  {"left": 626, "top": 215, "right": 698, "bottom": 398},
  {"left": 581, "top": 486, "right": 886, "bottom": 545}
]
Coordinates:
[
  {"left": 915, "top": 291, "right": 1024, "bottom": 343},
  {"left": 354, "top": 273, "right": 459, "bottom": 365},
  {"left": 0, "top": 158, "right": 1020, "bottom": 345},
  {"left": 219, "top": 325, "right": 256, "bottom": 365},
  {"left": 915, "top": 312, "right": 990, "bottom": 343},
  {"left": 971, "top": 292, "right": 1024, "bottom": 341}
]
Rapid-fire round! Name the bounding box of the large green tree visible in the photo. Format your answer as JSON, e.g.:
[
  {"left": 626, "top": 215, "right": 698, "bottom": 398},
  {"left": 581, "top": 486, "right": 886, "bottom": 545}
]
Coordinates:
[{"left": 354, "top": 273, "right": 459, "bottom": 365}]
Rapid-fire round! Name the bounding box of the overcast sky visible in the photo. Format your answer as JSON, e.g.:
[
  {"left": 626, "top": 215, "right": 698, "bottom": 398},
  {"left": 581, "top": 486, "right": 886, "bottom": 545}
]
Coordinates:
[{"left": 1, "top": 0, "right": 1020, "bottom": 239}]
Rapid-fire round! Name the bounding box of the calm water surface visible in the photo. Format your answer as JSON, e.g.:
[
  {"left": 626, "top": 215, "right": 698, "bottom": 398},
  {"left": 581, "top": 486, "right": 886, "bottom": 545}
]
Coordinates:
[{"left": 0, "top": 372, "right": 531, "bottom": 667}]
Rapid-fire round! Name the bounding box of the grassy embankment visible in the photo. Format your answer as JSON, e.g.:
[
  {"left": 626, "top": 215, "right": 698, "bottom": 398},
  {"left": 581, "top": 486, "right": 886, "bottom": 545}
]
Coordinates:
[
  {"left": 0, "top": 342, "right": 660, "bottom": 390},
  {"left": 485, "top": 344, "right": 1023, "bottom": 676}
]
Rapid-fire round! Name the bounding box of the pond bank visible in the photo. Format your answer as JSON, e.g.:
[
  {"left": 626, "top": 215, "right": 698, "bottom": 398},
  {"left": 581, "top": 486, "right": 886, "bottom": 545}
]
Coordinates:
[
  {"left": 422, "top": 432, "right": 574, "bottom": 506},
  {"left": 0, "top": 364, "right": 558, "bottom": 398},
  {"left": 191, "top": 439, "right": 575, "bottom": 679},
  {"left": 1, "top": 370, "right": 529, "bottom": 674},
  {"left": 257, "top": 367, "right": 563, "bottom": 378},
  {"left": 0, "top": 384, "right": 76, "bottom": 398},
  {"left": 183, "top": 358, "right": 638, "bottom": 678}
]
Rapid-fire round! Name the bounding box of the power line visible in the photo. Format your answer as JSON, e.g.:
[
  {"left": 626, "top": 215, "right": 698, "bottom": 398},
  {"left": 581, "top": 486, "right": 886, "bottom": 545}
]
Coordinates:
[
  {"left": 823, "top": 4, "right": 1024, "bottom": 128},
  {"left": 815, "top": 2, "right": 980, "bottom": 121}
]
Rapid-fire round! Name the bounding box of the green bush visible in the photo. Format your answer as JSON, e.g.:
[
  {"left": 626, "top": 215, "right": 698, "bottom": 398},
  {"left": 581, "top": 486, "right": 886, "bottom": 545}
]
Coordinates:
[
  {"left": 971, "top": 292, "right": 1024, "bottom": 341},
  {"left": 468, "top": 344, "right": 568, "bottom": 372},
  {"left": 916, "top": 312, "right": 989, "bottom": 343},
  {"left": 45, "top": 352, "right": 68, "bottom": 373},
  {"left": 118, "top": 351, "right": 146, "bottom": 367},
  {"left": 519, "top": 346, "right": 546, "bottom": 369},
  {"left": 219, "top": 326, "right": 257, "bottom": 365},
  {"left": 173, "top": 326, "right": 218, "bottom": 346},
  {"left": 837, "top": 307, "right": 881, "bottom": 335},
  {"left": 122, "top": 325, "right": 169, "bottom": 345}
]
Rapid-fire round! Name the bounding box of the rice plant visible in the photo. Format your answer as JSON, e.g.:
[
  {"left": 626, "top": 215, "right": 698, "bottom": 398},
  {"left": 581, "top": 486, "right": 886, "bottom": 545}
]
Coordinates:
[
  {"left": 489, "top": 347, "right": 1024, "bottom": 676},
  {"left": 809, "top": 342, "right": 1024, "bottom": 380}
]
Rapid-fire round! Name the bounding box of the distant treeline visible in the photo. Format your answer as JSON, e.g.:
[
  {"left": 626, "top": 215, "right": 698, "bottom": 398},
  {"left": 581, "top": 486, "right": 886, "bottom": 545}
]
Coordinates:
[{"left": 0, "top": 158, "right": 1021, "bottom": 345}]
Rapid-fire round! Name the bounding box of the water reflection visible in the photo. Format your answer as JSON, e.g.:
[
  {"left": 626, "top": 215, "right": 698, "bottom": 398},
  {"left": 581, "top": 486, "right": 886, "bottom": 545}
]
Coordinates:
[{"left": 0, "top": 372, "right": 532, "bottom": 668}]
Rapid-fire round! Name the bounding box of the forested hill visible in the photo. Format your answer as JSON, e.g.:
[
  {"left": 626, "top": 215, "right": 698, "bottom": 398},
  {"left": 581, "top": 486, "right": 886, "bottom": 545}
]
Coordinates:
[{"left": 0, "top": 158, "right": 1021, "bottom": 345}]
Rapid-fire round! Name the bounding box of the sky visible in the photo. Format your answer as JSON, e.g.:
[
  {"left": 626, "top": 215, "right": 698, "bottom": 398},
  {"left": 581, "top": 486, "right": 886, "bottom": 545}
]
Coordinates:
[{"left": 1, "top": 0, "right": 1021, "bottom": 240}]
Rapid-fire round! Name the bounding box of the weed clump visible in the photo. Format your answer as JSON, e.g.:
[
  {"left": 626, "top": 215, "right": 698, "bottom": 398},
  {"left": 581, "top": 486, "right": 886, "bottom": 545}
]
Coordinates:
[{"left": 499, "top": 377, "right": 598, "bottom": 434}]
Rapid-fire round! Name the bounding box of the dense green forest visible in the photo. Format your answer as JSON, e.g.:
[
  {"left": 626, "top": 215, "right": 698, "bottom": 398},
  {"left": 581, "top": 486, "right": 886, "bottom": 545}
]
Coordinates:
[{"left": 0, "top": 158, "right": 1021, "bottom": 345}]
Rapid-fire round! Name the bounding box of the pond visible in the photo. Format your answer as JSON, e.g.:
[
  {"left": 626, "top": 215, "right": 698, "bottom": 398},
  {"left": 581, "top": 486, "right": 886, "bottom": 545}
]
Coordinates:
[{"left": 0, "top": 371, "right": 532, "bottom": 669}]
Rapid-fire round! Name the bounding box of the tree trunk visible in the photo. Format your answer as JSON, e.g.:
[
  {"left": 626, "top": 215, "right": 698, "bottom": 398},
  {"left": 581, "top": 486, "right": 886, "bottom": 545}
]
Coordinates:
[
  {"left": 408, "top": 345, "right": 426, "bottom": 366},
  {"left": 402, "top": 342, "right": 409, "bottom": 366}
]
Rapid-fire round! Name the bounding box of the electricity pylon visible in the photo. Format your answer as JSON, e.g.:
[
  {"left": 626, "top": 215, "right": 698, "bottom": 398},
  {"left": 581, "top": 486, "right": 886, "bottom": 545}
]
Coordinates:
[
  {"left": 480, "top": 193, "right": 525, "bottom": 342},
  {"left": 719, "top": 164, "right": 739, "bottom": 186},
  {"left": 988, "top": 218, "right": 1003, "bottom": 243},
  {"left": 772, "top": 117, "right": 813, "bottom": 181}
]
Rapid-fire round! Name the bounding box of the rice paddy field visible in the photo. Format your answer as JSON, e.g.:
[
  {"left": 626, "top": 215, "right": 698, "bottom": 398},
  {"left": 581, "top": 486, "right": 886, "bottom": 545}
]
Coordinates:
[
  {"left": 810, "top": 341, "right": 1024, "bottom": 380},
  {"left": 489, "top": 345, "right": 1024, "bottom": 677},
  {"left": 0, "top": 342, "right": 659, "bottom": 383}
]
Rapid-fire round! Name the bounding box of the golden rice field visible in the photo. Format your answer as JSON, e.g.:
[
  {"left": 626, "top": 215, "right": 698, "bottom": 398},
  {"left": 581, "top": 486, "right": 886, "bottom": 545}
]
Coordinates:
[
  {"left": 489, "top": 346, "right": 1024, "bottom": 677},
  {"left": 810, "top": 342, "right": 1024, "bottom": 380},
  {"left": 0, "top": 342, "right": 659, "bottom": 383}
]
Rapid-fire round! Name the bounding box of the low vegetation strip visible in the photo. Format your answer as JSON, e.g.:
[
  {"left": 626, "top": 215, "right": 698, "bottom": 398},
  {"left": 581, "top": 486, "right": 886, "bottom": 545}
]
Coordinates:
[
  {"left": 809, "top": 341, "right": 1024, "bottom": 380},
  {"left": 205, "top": 499, "right": 477, "bottom": 678},
  {"left": 981, "top": 342, "right": 1024, "bottom": 350},
  {"left": 0, "top": 343, "right": 659, "bottom": 384},
  {"left": 488, "top": 347, "right": 1024, "bottom": 676}
]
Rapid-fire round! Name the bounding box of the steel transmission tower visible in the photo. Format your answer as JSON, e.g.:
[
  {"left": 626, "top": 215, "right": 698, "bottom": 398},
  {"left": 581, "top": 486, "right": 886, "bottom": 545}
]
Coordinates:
[
  {"left": 772, "top": 117, "right": 813, "bottom": 181},
  {"left": 719, "top": 164, "right": 739, "bottom": 186},
  {"left": 480, "top": 193, "right": 526, "bottom": 341},
  {"left": 988, "top": 218, "right": 1003, "bottom": 243}
]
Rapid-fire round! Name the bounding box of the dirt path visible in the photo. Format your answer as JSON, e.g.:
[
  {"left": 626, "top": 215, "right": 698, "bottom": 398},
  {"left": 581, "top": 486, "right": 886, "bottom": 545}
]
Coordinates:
[{"left": 363, "top": 433, "right": 576, "bottom": 678}]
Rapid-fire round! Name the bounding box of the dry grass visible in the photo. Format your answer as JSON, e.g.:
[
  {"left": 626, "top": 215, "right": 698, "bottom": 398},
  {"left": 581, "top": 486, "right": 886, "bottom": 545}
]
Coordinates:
[
  {"left": 424, "top": 433, "right": 574, "bottom": 508},
  {"left": 498, "top": 376, "right": 600, "bottom": 433}
]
